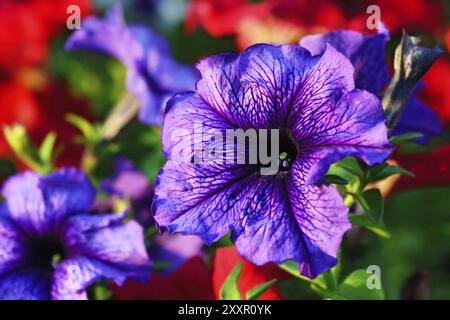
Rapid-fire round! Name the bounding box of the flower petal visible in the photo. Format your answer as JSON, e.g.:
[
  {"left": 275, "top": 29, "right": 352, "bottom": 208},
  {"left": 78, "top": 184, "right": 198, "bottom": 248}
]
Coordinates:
[
  {"left": 162, "top": 92, "right": 235, "bottom": 162},
  {"left": 0, "top": 270, "right": 51, "bottom": 300},
  {"left": 1, "top": 171, "right": 46, "bottom": 235},
  {"left": 0, "top": 209, "right": 29, "bottom": 276},
  {"left": 51, "top": 255, "right": 133, "bottom": 300},
  {"left": 65, "top": 4, "right": 143, "bottom": 66},
  {"left": 285, "top": 160, "right": 351, "bottom": 278},
  {"left": 153, "top": 161, "right": 258, "bottom": 243},
  {"left": 300, "top": 30, "right": 390, "bottom": 95},
  {"left": 294, "top": 90, "right": 393, "bottom": 184},
  {"left": 62, "top": 213, "right": 151, "bottom": 282},
  {"left": 41, "top": 168, "right": 95, "bottom": 220}
]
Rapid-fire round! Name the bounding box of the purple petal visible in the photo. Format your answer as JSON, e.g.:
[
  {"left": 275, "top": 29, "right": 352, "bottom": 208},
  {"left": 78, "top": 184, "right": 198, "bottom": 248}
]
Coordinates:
[
  {"left": 51, "top": 255, "right": 134, "bottom": 300},
  {"left": 1, "top": 171, "right": 46, "bottom": 235},
  {"left": 300, "top": 30, "right": 390, "bottom": 95},
  {"left": 41, "top": 168, "right": 95, "bottom": 221},
  {"left": 0, "top": 270, "right": 51, "bottom": 300},
  {"left": 294, "top": 90, "right": 393, "bottom": 184},
  {"left": 1, "top": 169, "right": 95, "bottom": 235},
  {"left": 62, "top": 213, "right": 151, "bottom": 282},
  {"left": 162, "top": 92, "right": 234, "bottom": 162},
  {"left": 65, "top": 4, "right": 143, "bottom": 66},
  {"left": 287, "top": 44, "right": 355, "bottom": 131},
  {"left": 393, "top": 88, "right": 443, "bottom": 143},
  {"left": 0, "top": 210, "right": 29, "bottom": 276},
  {"left": 285, "top": 160, "right": 351, "bottom": 278},
  {"left": 237, "top": 44, "right": 317, "bottom": 128},
  {"left": 153, "top": 161, "right": 258, "bottom": 243},
  {"left": 150, "top": 233, "right": 204, "bottom": 275}
]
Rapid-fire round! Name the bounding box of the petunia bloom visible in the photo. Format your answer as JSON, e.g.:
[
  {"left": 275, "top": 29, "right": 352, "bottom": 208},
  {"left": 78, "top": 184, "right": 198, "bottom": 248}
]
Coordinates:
[
  {"left": 300, "top": 29, "right": 442, "bottom": 143},
  {"left": 65, "top": 5, "right": 198, "bottom": 126},
  {"left": 0, "top": 168, "right": 151, "bottom": 300},
  {"left": 153, "top": 43, "right": 393, "bottom": 278}
]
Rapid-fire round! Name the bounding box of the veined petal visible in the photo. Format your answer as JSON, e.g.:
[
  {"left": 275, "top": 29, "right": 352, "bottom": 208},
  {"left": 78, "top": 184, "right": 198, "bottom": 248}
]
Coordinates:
[
  {"left": 0, "top": 209, "right": 29, "bottom": 276},
  {"left": 0, "top": 269, "right": 51, "bottom": 300},
  {"left": 62, "top": 213, "right": 151, "bottom": 283},
  {"left": 300, "top": 30, "right": 390, "bottom": 95},
  {"left": 162, "top": 92, "right": 234, "bottom": 162},
  {"left": 285, "top": 160, "right": 351, "bottom": 278},
  {"left": 153, "top": 161, "right": 259, "bottom": 243},
  {"left": 287, "top": 44, "right": 355, "bottom": 130},
  {"left": 293, "top": 90, "right": 393, "bottom": 184},
  {"left": 51, "top": 255, "right": 142, "bottom": 300},
  {"left": 237, "top": 43, "right": 317, "bottom": 128}
]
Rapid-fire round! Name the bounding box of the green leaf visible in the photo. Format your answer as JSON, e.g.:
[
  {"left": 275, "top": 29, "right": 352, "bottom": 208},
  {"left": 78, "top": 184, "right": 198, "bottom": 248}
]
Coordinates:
[
  {"left": 220, "top": 262, "right": 243, "bottom": 300},
  {"left": 66, "top": 113, "right": 98, "bottom": 144},
  {"left": 368, "top": 163, "right": 414, "bottom": 182},
  {"left": 38, "top": 132, "right": 57, "bottom": 164},
  {"left": 390, "top": 133, "right": 423, "bottom": 144},
  {"left": 246, "top": 279, "right": 277, "bottom": 300},
  {"left": 324, "top": 174, "right": 349, "bottom": 185},
  {"left": 0, "top": 159, "right": 16, "bottom": 181},
  {"left": 333, "top": 157, "right": 364, "bottom": 177},
  {"left": 336, "top": 269, "right": 385, "bottom": 300},
  {"left": 358, "top": 189, "right": 384, "bottom": 225},
  {"left": 3, "top": 125, "right": 48, "bottom": 173},
  {"left": 349, "top": 214, "right": 391, "bottom": 238}
]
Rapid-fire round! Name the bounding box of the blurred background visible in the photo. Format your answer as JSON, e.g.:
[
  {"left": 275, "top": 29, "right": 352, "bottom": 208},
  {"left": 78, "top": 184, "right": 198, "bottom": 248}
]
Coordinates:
[{"left": 0, "top": 0, "right": 449, "bottom": 299}]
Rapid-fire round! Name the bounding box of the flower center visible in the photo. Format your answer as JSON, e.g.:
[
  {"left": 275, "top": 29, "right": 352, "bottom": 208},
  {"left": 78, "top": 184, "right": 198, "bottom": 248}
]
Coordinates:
[
  {"left": 278, "top": 129, "right": 298, "bottom": 172},
  {"left": 30, "top": 236, "right": 67, "bottom": 270}
]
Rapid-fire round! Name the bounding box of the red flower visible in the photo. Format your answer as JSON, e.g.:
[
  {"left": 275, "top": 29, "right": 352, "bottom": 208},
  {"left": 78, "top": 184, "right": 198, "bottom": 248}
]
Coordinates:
[
  {"left": 0, "top": 81, "right": 41, "bottom": 155},
  {"left": 0, "top": 0, "right": 92, "bottom": 69},
  {"left": 0, "top": 79, "right": 92, "bottom": 167},
  {"left": 185, "top": 0, "right": 272, "bottom": 37},
  {"left": 112, "top": 257, "right": 215, "bottom": 300},
  {"left": 212, "top": 247, "right": 290, "bottom": 300},
  {"left": 185, "top": 0, "right": 448, "bottom": 49},
  {"left": 420, "top": 57, "right": 450, "bottom": 127},
  {"left": 394, "top": 144, "right": 450, "bottom": 192}
]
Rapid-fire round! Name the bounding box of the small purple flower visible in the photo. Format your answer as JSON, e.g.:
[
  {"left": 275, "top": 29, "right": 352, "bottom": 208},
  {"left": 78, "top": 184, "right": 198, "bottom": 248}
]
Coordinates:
[
  {"left": 0, "top": 168, "right": 151, "bottom": 300},
  {"left": 101, "top": 157, "right": 154, "bottom": 227},
  {"left": 153, "top": 43, "right": 393, "bottom": 278},
  {"left": 65, "top": 5, "right": 199, "bottom": 126},
  {"left": 300, "top": 29, "right": 442, "bottom": 143}
]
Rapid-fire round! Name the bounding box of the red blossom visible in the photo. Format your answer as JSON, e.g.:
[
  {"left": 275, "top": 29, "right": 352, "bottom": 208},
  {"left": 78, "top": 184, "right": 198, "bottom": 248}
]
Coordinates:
[
  {"left": 0, "top": 80, "right": 92, "bottom": 167},
  {"left": 212, "top": 247, "right": 290, "bottom": 300},
  {"left": 394, "top": 144, "right": 450, "bottom": 192},
  {"left": 0, "top": 0, "right": 92, "bottom": 69},
  {"left": 420, "top": 57, "right": 450, "bottom": 127},
  {"left": 112, "top": 257, "right": 215, "bottom": 300}
]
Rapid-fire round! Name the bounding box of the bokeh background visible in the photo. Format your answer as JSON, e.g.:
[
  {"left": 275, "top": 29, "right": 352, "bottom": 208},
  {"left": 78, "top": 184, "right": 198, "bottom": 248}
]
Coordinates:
[{"left": 0, "top": 0, "right": 449, "bottom": 299}]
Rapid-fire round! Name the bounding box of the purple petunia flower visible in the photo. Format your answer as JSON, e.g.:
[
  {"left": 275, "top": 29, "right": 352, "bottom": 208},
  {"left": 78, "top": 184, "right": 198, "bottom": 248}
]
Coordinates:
[
  {"left": 65, "top": 5, "right": 199, "bottom": 126},
  {"left": 300, "top": 29, "right": 442, "bottom": 143},
  {"left": 0, "top": 168, "right": 151, "bottom": 300},
  {"left": 153, "top": 43, "right": 394, "bottom": 278}
]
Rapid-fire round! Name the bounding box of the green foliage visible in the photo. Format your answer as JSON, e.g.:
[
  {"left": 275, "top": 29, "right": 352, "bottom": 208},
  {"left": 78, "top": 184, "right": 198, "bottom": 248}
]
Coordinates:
[
  {"left": 3, "top": 125, "right": 61, "bottom": 174},
  {"left": 220, "top": 261, "right": 278, "bottom": 300},
  {"left": 220, "top": 262, "right": 243, "bottom": 300},
  {"left": 280, "top": 261, "right": 385, "bottom": 300}
]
